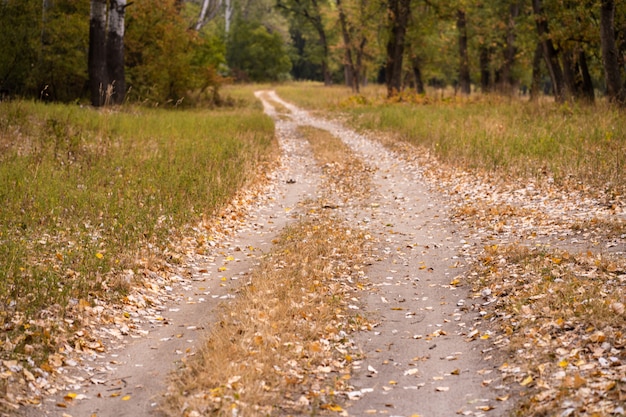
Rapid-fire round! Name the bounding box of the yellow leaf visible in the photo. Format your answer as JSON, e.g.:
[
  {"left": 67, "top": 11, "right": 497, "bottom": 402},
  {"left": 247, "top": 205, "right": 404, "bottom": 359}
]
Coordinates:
[
  {"left": 450, "top": 278, "right": 461, "bottom": 286},
  {"left": 56, "top": 253, "right": 64, "bottom": 261},
  {"left": 480, "top": 334, "right": 490, "bottom": 340},
  {"left": 309, "top": 341, "right": 322, "bottom": 352},
  {"left": 95, "top": 252, "right": 103, "bottom": 259},
  {"left": 476, "top": 405, "right": 494, "bottom": 411},
  {"left": 225, "top": 256, "right": 235, "bottom": 261},
  {"left": 220, "top": 277, "right": 227, "bottom": 281},
  {"left": 321, "top": 404, "right": 343, "bottom": 412},
  {"left": 110, "top": 392, "right": 121, "bottom": 398},
  {"left": 520, "top": 375, "right": 533, "bottom": 386},
  {"left": 218, "top": 266, "right": 227, "bottom": 272},
  {"left": 121, "top": 395, "right": 131, "bottom": 401},
  {"left": 389, "top": 380, "right": 398, "bottom": 385},
  {"left": 558, "top": 359, "right": 568, "bottom": 368},
  {"left": 64, "top": 393, "right": 77, "bottom": 401}
]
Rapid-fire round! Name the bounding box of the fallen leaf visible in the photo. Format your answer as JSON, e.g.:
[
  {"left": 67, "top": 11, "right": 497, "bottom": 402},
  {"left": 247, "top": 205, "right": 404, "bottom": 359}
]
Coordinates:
[
  {"left": 121, "top": 395, "right": 131, "bottom": 401},
  {"left": 435, "top": 386, "right": 449, "bottom": 392},
  {"left": 63, "top": 393, "right": 77, "bottom": 401},
  {"left": 520, "top": 375, "right": 533, "bottom": 386},
  {"left": 476, "top": 405, "right": 494, "bottom": 411},
  {"left": 321, "top": 403, "right": 343, "bottom": 412}
]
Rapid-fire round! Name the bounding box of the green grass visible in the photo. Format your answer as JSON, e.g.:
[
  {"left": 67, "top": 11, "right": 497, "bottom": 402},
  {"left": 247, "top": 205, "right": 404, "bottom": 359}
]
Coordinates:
[
  {"left": 0, "top": 99, "right": 276, "bottom": 361},
  {"left": 276, "top": 83, "right": 626, "bottom": 197}
]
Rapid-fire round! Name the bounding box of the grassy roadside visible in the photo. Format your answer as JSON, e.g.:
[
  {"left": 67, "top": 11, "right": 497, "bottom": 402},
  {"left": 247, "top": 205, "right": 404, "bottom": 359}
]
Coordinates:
[
  {"left": 276, "top": 83, "right": 626, "bottom": 200},
  {"left": 0, "top": 100, "right": 277, "bottom": 369},
  {"left": 163, "top": 118, "right": 373, "bottom": 416}
]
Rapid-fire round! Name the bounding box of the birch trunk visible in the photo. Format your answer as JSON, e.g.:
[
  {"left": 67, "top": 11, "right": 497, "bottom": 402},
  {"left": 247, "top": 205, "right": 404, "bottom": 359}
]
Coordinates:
[
  {"left": 88, "top": 0, "right": 108, "bottom": 106},
  {"left": 107, "top": 0, "right": 126, "bottom": 105}
]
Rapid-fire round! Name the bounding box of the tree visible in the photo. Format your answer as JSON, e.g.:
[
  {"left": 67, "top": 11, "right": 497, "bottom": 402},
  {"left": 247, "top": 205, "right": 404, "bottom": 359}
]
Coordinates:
[
  {"left": 89, "top": 0, "right": 107, "bottom": 106},
  {"left": 277, "top": 0, "right": 332, "bottom": 85},
  {"left": 125, "top": 0, "right": 225, "bottom": 105},
  {"left": 194, "top": 0, "right": 224, "bottom": 32},
  {"left": 337, "top": 0, "right": 358, "bottom": 91},
  {"left": 106, "top": 0, "right": 127, "bottom": 105},
  {"left": 226, "top": 19, "right": 292, "bottom": 81},
  {"left": 456, "top": 8, "right": 471, "bottom": 94},
  {"left": 532, "top": 0, "right": 567, "bottom": 101},
  {"left": 384, "top": 0, "right": 411, "bottom": 97},
  {"left": 600, "top": 0, "right": 625, "bottom": 103},
  {"left": 88, "top": 0, "right": 127, "bottom": 106}
]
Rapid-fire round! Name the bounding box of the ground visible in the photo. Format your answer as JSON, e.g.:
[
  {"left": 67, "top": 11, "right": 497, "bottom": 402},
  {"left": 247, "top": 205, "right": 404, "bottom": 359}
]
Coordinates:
[{"left": 18, "top": 91, "right": 625, "bottom": 417}]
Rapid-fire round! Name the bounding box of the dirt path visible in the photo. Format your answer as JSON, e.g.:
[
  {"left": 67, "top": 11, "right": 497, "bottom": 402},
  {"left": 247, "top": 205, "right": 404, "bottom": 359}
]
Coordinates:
[
  {"left": 263, "top": 91, "right": 510, "bottom": 416},
  {"left": 23, "top": 92, "right": 509, "bottom": 417}
]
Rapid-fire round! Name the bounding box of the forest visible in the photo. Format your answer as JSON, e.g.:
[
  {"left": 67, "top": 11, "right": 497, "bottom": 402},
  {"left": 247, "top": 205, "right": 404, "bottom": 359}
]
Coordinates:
[{"left": 1, "top": 0, "right": 625, "bottom": 106}]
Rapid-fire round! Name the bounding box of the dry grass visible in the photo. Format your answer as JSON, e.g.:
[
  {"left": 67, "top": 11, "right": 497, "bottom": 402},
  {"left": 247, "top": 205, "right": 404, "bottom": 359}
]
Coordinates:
[{"left": 163, "top": 215, "right": 369, "bottom": 416}]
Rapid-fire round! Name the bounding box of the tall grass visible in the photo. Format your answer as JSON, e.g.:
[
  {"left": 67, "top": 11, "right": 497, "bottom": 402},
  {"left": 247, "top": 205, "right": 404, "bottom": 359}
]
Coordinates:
[
  {"left": 276, "top": 83, "right": 626, "bottom": 196},
  {"left": 0, "top": 100, "right": 276, "bottom": 359}
]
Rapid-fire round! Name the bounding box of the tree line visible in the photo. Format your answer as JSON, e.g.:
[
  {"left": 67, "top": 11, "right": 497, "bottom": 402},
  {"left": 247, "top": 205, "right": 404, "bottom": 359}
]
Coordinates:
[{"left": 1, "top": 0, "right": 624, "bottom": 106}]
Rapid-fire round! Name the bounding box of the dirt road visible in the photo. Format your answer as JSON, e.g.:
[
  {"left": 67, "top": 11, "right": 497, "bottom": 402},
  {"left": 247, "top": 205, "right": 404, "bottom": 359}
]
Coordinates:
[{"left": 23, "top": 92, "right": 509, "bottom": 417}]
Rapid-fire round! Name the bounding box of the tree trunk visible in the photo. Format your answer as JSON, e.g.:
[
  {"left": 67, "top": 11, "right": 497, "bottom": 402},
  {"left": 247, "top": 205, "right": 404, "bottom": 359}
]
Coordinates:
[
  {"left": 195, "top": 0, "right": 222, "bottom": 31},
  {"left": 107, "top": 0, "right": 126, "bottom": 105},
  {"left": 411, "top": 55, "right": 425, "bottom": 94},
  {"left": 497, "top": 2, "right": 519, "bottom": 94},
  {"left": 530, "top": 42, "right": 543, "bottom": 101},
  {"left": 89, "top": 0, "right": 108, "bottom": 107},
  {"left": 225, "top": 0, "right": 234, "bottom": 34},
  {"left": 356, "top": 37, "right": 367, "bottom": 89},
  {"left": 600, "top": 0, "right": 625, "bottom": 103},
  {"left": 578, "top": 51, "right": 595, "bottom": 102},
  {"left": 385, "top": 0, "right": 411, "bottom": 97},
  {"left": 457, "top": 10, "right": 471, "bottom": 95},
  {"left": 479, "top": 45, "right": 491, "bottom": 93},
  {"left": 337, "top": 0, "right": 358, "bottom": 92},
  {"left": 309, "top": 0, "right": 331, "bottom": 86},
  {"left": 532, "top": 0, "right": 567, "bottom": 102}
]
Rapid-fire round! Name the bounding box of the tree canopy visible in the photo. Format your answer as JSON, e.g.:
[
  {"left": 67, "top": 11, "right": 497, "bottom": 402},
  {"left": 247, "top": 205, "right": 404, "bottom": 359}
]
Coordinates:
[{"left": 1, "top": 0, "right": 625, "bottom": 104}]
